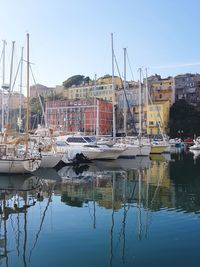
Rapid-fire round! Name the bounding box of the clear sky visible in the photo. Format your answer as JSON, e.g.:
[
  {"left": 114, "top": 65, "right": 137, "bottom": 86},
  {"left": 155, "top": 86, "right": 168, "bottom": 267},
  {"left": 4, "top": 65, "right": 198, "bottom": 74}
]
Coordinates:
[{"left": 0, "top": 0, "right": 200, "bottom": 91}]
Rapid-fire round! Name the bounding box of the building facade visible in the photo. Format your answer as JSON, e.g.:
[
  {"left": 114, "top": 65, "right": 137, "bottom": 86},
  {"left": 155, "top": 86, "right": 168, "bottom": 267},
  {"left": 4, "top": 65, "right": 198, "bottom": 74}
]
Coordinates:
[
  {"left": 45, "top": 98, "right": 113, "bottom": 135},
  {"left": 30, "top": 84, "right": 56, "bottom": 98},
  {"left": 115, "top": 81, "right": 147, "bottom": 134},
  {"left": 62, "top": 76, "right": 122, "bottom": 102},
  {"left": 174, "top": 73, "right": 200, "bottom": 107},
  {"left": 146, "top": 100, "right": 170, "bottom": 135},
  {"left": 148, "top": 75, "right": 174, "bottom": 105}
]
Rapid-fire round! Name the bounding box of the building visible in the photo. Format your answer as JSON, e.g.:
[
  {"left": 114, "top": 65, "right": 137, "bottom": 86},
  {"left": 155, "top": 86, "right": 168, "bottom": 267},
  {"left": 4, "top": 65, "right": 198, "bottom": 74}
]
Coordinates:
[
  {"left": 45, "top": 98, "right": 113, "bottom": 135},
  {"left": 62, "top": 76, "right": 122, "bottom": 102},
  {"left": 30, "top": 84, "right": 56, "bottom": 98},
  {"left": 115, "top": 81, "right": 147, "bottom": 134},
  {"left": 0, "top": 91, "right": 25, "bottom": 110},
  {"left": 148, "top": 75, "right": 174, "bottom": 105},
  {"left": 146, "top": 100, "right": 170, "bottom": 135},
  {"left": 174, "top": 73, "right": 200, "bottom": 107}
]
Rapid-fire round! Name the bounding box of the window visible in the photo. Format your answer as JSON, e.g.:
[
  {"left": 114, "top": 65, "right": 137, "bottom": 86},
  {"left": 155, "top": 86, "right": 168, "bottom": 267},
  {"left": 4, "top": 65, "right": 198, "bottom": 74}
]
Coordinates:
[{"left": 66, "top": 137, "right": 86, "bottom": 143}]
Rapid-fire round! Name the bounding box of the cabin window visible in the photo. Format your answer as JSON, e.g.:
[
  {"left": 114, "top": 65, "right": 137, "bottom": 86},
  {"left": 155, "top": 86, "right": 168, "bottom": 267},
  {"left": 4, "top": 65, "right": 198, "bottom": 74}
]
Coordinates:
[
  {"left": 84, "top": 137, "right": 94, "bottom": 143},
  {"left": 66, "top": 137, "right": 86, "bottom": 143}
]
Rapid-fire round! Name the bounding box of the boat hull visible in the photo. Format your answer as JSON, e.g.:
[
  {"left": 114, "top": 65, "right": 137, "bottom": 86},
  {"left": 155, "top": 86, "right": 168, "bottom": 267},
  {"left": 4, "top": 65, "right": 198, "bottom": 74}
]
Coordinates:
[
  {"left": 150, "top": 145, "right": 165, "bottom": 154},
  {"left": 40, "top": 153, "right": 63, "bottom": 168},
  {"left": 137, "top": 145, "right": 151, "bottom": 156},
  {"left": 95, "top": 148, "right": 123, "bottom": 160},
  {"left": 0, "top": 158, "right": 41, "bottom": 174},
  {"left": 118, "top": 145, "right": 139, "bottom": 158}
]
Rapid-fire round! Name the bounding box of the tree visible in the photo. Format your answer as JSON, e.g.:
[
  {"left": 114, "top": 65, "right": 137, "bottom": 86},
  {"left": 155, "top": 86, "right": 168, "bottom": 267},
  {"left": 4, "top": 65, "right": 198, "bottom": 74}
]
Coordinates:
[
  {"left": 29, "top": 96, "right": 44, "bottom": 129},
  {"left": 169, "top": 100, "right": 200, "bottom": 138},
  {"left": 63, "top": 75, "right": 92, "bottom": 89}
]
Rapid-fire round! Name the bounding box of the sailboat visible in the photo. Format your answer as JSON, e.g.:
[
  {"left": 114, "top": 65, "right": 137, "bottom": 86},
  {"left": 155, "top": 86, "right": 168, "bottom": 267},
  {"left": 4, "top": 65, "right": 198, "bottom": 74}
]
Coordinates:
[{"left": 0, "top": 34, "right": 41, "bottom": 174}]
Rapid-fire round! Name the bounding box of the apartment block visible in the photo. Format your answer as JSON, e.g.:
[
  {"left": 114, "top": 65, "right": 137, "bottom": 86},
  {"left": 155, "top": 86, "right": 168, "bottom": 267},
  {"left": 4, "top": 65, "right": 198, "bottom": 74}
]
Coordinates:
[
  {"left": 148, "top": 75, "right": 174, "bottom": 105},
  {"left": 146, "top": 100, "right": 170, "bottom": 135},
  {"left": 45, "top": 98, "right": 113, "bottom": 135},
  {"left": 174, "top": 73, "right": 200, "bottom": 107},
  {"left": 115, "top": 81, "right": 147, "bottom": 134}
]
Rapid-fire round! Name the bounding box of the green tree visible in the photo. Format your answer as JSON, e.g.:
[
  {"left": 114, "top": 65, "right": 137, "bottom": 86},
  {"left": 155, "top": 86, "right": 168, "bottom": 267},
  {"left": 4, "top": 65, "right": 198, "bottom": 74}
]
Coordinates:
[
  {"left": 169, "top": 100, "right": 200, "bottom": 138},
  {"left": 63, "top": 75, "right": 91, "bottom": 88},
  {"left": 29, "top": 96, "right": 44, "bottom": 129}
]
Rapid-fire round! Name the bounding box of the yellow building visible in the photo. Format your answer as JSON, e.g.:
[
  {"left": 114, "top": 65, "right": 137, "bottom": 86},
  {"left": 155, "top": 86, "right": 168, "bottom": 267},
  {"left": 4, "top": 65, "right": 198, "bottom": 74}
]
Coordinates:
[
  {"left": 149, "top": 76, "right": 174, "bottom": 105},
  {"left": 62, "top": 76, "right": 122, "bottom": 101},
  {"left": 147, "top": 100, "right": 170, "bottom": 135}
]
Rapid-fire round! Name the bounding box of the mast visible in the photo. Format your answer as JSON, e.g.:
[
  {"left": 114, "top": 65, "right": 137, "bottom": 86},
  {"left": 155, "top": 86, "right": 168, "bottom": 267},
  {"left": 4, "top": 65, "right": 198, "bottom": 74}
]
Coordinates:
[
  {"left": 96, "top": 99, "right": 99, "bottom": 137},
  {"left": 19, "top": 47, "right": 24, "bottom": 132},
  {"left": 145, "top": 68, "right": 148, "bottom": 106},
  {"left": 111, "top": 33, "right": 116, "bottom": 140},
  {"left": 145, "top": 68, "right": 148, "bottom": 135},
  {"left": 94, "top": 74, "right": 97, "bottom": 136},
  {"left": 6, "top": 41, "right": 15, "bottom": 126},
  {"left": 123, "top": 48, "right": 127, "bottom": 136},
  {"left": 26, "top": 33, "right": 30, "bottom": 152},
  {"left": 138, "top": 68, "right": 142, "bottom": 136},
  {"left": 1, "top": 40, "right": 6, "bottom": 133}
]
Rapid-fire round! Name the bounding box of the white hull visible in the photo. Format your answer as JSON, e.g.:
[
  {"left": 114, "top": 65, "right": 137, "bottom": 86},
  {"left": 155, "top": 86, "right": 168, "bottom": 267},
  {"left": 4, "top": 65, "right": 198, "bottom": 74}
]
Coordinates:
[
  {"left": 190, "top": 145, "right": 200, "bottom": 151},
  {"left": 81, "top": 150, "right": 101, "bottom": 160},
  {"left": 68, "top": 147, "right": 101, "bottom": 160},
  {"left": 95, "top": 149, "right": 123, "bottom": 160},
  {"left": 163, "top": 144, "right": 171, "bottom": 153},
  {"left": 0, "top": 158, "right": 41, "bottom": 174},
  {"left": 137, "top": 145, "right": 151, "bottom": 156},
  {"left": 40, "top": 153, "right": 63, "bottom": 168},
  {"left": 95, "top": 145, "right": 125, "bottom": 160},
  {"left": 118, "top": 144, "right": 139, "bottom": 158}
]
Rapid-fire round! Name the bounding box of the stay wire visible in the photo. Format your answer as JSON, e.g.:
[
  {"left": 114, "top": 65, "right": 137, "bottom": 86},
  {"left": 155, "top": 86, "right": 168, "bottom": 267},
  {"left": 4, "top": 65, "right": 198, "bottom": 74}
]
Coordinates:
[
  {"left": 141, "top": 69, "right": 164, "bottom": 131},
  {"left": 126, "top": 51, "right": 134, "bottom": 81},
  {"left": 29, "top": 65, "right": 46, "bottom": 126},
  {"left": 114, "top": 52, "right": 137, "bottom": 133}
]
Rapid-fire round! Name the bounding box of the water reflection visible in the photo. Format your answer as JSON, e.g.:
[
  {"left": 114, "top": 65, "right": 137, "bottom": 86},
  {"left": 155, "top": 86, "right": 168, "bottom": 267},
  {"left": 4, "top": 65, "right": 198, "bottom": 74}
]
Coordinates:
[
  {"left": 0, "top": 174, "right": 55, "bottom": 267},
  {"left": 0, "top": 154, "right": 200, "bottom": 266}
]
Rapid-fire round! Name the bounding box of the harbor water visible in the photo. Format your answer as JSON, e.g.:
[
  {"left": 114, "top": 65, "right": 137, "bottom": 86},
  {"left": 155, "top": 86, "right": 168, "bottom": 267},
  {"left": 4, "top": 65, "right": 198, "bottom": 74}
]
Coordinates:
[{"left": 0, "top": 150, "right": 200, "bottom": 267}]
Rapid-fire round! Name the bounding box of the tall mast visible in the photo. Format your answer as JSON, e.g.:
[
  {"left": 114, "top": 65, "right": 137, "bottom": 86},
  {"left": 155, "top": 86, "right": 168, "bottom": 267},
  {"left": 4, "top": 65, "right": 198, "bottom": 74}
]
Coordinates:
[
  {"left": 96, "top": 99, "right": 99, "bottom": 137},
  {"left": 111, "top": 33, "right": 116, "bottom": 139},
  {"left": 123, "top": 48, "right": 127, "bottom": 136},
  {"left": 1, "top": 40, "right": 6, "bottom": 133},
  {"left": 94, "top": 73, "right": 97, "bottom": 135},
  {"left": 26, "top": 33, "right": 30, "bottom": 152},
  {"left": 145, "top": 68, "right": 148, "bottom": 135},
  {"left": 6, "top": 41, "right": 15, "bottom": 126},
  {"left": 145, "top": 68, "right": 148, "bottom": 107},
  {"left": 19, "top": 47, "right": 24, "bottom": 132},
  {"left": 138, "top": 68, "right": 142, "bottom": 136}
]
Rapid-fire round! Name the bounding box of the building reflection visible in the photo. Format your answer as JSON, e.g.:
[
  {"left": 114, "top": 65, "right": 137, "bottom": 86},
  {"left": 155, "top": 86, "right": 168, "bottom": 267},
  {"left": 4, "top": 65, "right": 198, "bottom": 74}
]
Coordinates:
[{"left": 56, "top": 158, "right": 172, "bottom": 213}]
